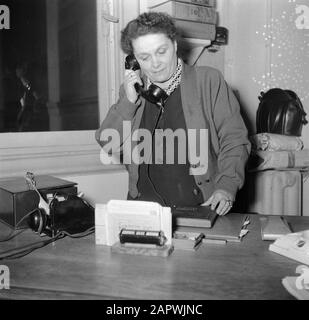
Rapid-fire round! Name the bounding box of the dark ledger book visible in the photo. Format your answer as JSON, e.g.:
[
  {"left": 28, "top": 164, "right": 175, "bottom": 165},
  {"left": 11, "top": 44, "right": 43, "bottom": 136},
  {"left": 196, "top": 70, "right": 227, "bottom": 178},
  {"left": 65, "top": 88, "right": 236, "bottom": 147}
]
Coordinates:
[{"left": 172, "top": 206, "right": 218, "bottom": 228}]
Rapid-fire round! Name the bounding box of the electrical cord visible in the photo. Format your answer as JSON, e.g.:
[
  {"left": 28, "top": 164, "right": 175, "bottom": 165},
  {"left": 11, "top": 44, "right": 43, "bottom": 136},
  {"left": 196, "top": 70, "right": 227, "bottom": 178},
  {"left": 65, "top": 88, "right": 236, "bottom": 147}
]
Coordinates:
[
  {"left": 0, "top": 226, "right": 95, "bottom": 261},
  {"left": 0, "top": 229, "right": 27, "bottom": 243},
  {"left": 0, "top": 232, "right": 65, "bottom": 261},
  {"left": 60, "top": 226, "right": 95, "bottom": 238}
]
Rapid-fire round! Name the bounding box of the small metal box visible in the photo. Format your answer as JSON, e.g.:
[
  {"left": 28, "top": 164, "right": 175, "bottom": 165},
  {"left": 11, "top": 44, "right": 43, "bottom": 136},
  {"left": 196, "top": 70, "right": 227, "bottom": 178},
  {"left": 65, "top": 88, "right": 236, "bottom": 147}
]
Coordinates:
[{"left": 0, "top": 175, "right": 77, "bottom": 228}]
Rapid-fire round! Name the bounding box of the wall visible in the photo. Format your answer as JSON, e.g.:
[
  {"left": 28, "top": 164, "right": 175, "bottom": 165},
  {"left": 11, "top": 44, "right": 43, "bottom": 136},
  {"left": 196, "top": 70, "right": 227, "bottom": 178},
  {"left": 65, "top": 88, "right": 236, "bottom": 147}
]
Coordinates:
[
  {"left": 196, "top": 0, "right": 227, "bottom": 73},
  {"left": 224, "top": 0, "right": 309, "bottom": 137},
  {"left": 222, "top": 0, "right": 309, "bottom": 215},
  {"left": 58, "top": 169, "right": 128, "bottom": 207}
]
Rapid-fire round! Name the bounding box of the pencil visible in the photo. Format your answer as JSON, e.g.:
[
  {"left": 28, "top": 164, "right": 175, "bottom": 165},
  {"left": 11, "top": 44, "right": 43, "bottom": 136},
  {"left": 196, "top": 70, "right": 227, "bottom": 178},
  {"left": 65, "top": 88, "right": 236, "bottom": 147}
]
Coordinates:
[{"left": 203, "top": 238, "right": 227, "bottom": 245}]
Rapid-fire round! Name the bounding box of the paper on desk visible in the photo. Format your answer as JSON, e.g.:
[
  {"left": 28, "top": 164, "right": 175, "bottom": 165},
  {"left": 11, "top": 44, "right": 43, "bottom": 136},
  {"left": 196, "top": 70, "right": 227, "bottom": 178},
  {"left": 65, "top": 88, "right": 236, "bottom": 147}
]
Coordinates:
[
  {"left": 269, "top": 230, "right": 309, "bottom": 265},
  {"left": 107, "top": 200, "right": 162, "bottom": 216},
  {"left": 95, "top": 200, "right": 172, "bottom": 246},
  {"left": 282, "top": 265, "right": 309, "bottom": 300}
]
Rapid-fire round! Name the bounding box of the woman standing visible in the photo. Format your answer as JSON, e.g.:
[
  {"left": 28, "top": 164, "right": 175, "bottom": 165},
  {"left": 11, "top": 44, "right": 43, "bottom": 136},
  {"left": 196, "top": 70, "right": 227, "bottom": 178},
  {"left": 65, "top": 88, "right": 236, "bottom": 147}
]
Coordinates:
[{"left": 96, "top": 12, "right": 251, "bottom": 216}]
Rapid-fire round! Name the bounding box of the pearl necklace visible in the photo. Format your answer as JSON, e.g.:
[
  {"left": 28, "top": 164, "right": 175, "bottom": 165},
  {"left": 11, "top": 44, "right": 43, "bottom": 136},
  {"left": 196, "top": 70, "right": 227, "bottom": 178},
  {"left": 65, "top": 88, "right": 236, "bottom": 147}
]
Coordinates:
[{"left": 147, "top": 58, "right": 182, "bottom": 96}]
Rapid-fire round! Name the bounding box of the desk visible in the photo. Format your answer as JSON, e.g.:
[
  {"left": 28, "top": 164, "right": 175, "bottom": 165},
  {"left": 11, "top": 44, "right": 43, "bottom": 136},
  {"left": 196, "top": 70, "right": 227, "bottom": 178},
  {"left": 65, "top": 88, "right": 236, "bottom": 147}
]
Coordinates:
[{"left": 0, "top": 214, "right": 308, "bottom": 300}]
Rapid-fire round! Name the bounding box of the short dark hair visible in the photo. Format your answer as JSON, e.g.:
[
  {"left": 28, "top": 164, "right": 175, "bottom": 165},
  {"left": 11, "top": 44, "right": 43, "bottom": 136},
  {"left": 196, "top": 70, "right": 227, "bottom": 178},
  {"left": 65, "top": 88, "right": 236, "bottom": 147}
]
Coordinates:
[{"left": 120, "top": 12, "right": 177, "bottom": 55}]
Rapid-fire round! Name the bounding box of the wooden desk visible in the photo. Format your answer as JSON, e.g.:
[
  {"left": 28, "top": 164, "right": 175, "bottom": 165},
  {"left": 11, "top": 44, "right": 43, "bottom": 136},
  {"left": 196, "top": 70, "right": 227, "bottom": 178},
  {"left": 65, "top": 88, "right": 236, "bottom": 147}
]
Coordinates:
[{"left": 0, "top": 214, "right": 308, "bottom": 300}]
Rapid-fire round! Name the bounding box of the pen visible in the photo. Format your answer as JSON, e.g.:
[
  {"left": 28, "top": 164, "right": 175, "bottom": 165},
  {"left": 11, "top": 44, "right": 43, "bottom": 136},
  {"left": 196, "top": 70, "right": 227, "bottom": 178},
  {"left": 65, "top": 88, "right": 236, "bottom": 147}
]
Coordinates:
[
  {"left": 242, "top": 215, "right": 250, "bottom": 228},
  {"left": 239, "top": 215, "right": 250, "bottom": 239},
  {"left": 203, "top": 238, "right": 227, "bottom": 245},
  {"left": 194, "top": 233, "right": 205, "bottom": 244}
]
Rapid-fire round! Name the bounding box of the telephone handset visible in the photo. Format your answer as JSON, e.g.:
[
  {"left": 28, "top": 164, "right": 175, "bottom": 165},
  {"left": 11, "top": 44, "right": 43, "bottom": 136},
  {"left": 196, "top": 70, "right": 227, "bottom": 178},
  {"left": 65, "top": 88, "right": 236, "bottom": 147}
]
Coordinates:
[{"left": 125, "top": 54, "right": 168, "bottom": 106}]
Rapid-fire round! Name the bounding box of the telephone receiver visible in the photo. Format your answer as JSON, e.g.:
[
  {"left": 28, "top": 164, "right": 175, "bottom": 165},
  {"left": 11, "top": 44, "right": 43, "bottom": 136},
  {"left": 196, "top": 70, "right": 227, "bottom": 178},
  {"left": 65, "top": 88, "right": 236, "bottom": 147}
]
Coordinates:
[
  {"left": 25, "top": 172, "right": 50, "bottom": 216},
  {"left": 25, "top": 172, "right": 51, "bottom": 235},
  {"left": 125, "top": 54, "right": 168, "bottom": 106}
]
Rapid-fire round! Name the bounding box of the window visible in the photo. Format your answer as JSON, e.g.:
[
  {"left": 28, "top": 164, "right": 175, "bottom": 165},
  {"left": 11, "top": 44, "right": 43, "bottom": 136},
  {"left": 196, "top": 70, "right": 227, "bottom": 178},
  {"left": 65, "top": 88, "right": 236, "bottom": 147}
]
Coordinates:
[
  {"left": 0, "top": 0, "right": 126, "bottom": 178},
  {"left": 0, "top": 0, "right": 98, "bottom": 132}
]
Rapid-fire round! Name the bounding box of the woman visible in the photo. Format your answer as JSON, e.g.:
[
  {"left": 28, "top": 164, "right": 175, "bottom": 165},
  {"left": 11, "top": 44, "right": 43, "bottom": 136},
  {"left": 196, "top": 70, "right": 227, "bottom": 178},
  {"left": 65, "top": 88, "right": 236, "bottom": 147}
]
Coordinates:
[{"left": 96, "top": 12, "right": 251, "bottom": 216}]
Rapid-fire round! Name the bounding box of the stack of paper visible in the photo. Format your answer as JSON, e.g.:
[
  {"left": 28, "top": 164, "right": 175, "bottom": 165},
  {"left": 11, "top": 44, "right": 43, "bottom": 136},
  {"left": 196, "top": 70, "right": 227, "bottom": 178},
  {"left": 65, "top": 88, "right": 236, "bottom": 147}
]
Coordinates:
[
  {"left": 282, "top": 265, "right": 309, "bottom": 300},
  {"left": 269, "top": 230, "right": 309, "bottom": 265}
]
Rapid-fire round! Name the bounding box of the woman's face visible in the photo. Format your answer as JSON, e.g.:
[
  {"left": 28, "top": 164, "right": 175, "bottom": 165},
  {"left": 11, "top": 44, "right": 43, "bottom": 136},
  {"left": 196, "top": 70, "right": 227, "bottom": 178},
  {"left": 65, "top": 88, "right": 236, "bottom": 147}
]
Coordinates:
[{"left": 132, "top": 33, "right": 178, "bottom": 84}]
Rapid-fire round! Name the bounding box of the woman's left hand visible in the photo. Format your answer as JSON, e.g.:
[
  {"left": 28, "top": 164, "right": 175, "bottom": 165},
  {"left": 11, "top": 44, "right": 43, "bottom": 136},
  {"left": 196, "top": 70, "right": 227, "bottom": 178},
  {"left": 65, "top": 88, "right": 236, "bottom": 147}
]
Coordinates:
[{"left": 202, "top": 189, "right": 234, "bottom": 216}]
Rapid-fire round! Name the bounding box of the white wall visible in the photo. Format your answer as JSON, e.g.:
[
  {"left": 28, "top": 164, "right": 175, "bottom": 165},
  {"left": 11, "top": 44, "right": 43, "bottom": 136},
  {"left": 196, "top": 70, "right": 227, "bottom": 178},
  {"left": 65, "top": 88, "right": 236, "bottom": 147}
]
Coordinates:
[
  {"left": 58, "top": 169, "right": 128, "bottom": 207},
  {"left": 224, "top": 0, "right": 309, "bottom": 139},
  {"left": 221, "top": 0, "right": 309, "bottom": 215},
  {"left": 196, "top": 0, "right": 227, "bottom": 73}
]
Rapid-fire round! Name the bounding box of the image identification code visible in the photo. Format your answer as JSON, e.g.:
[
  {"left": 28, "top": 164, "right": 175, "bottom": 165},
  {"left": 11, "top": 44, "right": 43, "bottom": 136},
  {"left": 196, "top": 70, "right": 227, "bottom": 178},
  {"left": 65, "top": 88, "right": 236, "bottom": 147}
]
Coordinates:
[{"left": 105, "top": 304, "right": 204, "bottom": 317}]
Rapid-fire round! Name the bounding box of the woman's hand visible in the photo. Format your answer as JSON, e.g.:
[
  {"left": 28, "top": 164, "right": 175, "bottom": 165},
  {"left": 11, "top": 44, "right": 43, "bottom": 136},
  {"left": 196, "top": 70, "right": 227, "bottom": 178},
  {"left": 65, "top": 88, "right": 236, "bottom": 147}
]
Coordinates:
[
  {"left": 202, "top": 189, "right": 234, "bottom": 216},
  {"left": 124, "top": 70, "right": 143, "bottom": 104}
]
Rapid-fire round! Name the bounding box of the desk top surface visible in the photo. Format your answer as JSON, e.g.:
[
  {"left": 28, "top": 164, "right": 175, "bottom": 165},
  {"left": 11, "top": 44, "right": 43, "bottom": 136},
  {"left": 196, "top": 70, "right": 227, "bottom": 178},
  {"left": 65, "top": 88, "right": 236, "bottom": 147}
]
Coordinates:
[{"left": 0, "top": 214, "right": 308, "bottom": 300}]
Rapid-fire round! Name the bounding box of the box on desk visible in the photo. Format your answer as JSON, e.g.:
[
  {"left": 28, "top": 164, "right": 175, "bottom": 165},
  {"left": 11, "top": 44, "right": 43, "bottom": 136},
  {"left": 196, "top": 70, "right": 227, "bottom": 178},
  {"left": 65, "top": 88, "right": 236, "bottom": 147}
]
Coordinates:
[{"left": 0, "top": 175, "right": 77, "bottom": 229}]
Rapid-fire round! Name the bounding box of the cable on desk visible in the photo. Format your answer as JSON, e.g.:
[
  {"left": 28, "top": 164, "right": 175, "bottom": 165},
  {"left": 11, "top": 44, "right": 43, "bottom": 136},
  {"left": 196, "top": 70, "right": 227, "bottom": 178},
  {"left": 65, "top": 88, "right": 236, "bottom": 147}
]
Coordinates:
[
  {"left": 60, "top": 226, "right": 95, "bottom": 238},
  {"left": 0, "top": 232, "right": 65, "bottom": 261},
  {"left": 0, "top": 226, "right": 95, "bottom": 260}
]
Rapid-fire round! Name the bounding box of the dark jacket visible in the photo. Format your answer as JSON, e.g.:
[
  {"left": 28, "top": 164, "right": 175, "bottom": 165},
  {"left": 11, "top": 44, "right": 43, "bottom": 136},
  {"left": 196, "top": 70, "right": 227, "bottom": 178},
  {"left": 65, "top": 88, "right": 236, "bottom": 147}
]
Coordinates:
[{"left": 96, "top": 62, "right": 251, "bottom": 201}]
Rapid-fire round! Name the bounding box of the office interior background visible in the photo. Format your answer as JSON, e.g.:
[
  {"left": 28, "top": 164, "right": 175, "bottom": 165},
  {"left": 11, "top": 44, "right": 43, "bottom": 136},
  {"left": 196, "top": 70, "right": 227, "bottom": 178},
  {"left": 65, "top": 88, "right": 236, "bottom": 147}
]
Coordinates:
[{"left": 0, "top": 0, "right": 308, "bottom": 215}]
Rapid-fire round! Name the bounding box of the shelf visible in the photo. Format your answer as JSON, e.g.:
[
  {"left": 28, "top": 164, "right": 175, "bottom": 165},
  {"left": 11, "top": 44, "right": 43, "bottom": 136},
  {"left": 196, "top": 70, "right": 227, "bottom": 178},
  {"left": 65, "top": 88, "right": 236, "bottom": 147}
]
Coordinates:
[
  {"left": 179, "top": 38, "right": 211, "bottom": 48},
  {"left": 178, "top": 38, "right": 212, "bottom": 65}
]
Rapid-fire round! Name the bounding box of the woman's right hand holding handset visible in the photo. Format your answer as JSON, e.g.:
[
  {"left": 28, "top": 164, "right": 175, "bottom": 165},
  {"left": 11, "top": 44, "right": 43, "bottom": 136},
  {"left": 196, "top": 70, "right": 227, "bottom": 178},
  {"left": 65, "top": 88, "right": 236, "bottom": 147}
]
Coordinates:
[{"left": 124, "top": 70, "right": 143, "bottom": 104}]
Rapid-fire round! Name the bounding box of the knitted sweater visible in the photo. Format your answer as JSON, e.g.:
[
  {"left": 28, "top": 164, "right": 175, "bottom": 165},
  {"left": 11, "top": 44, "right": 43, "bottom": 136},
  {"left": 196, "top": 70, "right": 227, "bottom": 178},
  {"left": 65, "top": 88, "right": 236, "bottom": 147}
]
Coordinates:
[{"left": 95, "top": 62, "right": 251, "bottom": 201}]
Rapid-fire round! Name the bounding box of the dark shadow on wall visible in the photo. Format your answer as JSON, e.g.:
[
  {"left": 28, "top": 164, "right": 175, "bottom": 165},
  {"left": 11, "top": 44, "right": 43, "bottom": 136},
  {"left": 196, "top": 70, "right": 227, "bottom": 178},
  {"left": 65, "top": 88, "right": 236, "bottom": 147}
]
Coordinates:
[
  {"left": 231, "top": 89, "right": 256, "bottom": 213},
  {"left": 233, "top": 89, "right": 256, "bottom": 136}
]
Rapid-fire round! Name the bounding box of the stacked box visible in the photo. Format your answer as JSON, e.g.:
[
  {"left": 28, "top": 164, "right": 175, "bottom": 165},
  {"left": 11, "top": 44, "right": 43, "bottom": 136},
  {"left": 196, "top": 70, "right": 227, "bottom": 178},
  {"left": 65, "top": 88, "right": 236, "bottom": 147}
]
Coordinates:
[
  {"left": 0, "top": 175, "right": 77, "bottom": 228},
  {"left": 246, "top": 170, "right": 302, "bottom": 216}
]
